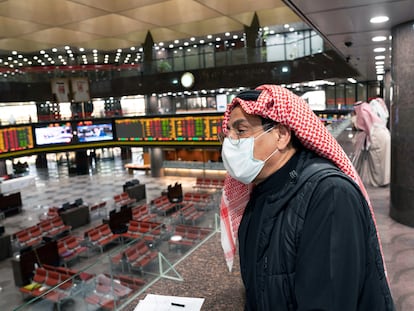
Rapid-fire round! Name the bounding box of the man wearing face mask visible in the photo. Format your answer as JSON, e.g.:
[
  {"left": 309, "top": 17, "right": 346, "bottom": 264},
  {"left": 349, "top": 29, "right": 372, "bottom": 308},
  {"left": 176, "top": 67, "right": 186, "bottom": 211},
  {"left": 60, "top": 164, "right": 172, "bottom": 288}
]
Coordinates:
[{"left": 219, "top": 85, "right": 394, "bottom": 311}]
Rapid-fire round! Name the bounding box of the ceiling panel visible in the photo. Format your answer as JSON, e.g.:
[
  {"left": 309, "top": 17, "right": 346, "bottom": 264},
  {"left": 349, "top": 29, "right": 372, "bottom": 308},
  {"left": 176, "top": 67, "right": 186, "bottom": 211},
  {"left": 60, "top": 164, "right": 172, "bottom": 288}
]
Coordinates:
[
  {"left": 20, "top": 27, "right": 101, "bottom": 46},
  {"left": 79, "top": 37, "right": 138, "bottom": 50},
  {"left": 148, "top": 27, "right": 192, "bottom": 43},
  {"left": 0, "top": 38, "right": 54, "bottom": 52},
  {"left": 69, "top": 0, "right": 167, "bottom": 12},
  {"left": 0, "top": 0, "right": 106, "bottom": 26},
  {"left": 169, "top": 16, "right": 244, "bottom": 37},
  {"left": 121, "top": 0, "right": 221, "bottom": 27},
  {"left": 0, "top": 16, "right": 47, "bottom": 37},
  {"left": 256, "top": 7, "right": 301, "bottom": 27},
  {"left": 196, "top": 0, "right": 285, "bottom": 15},
  {"left": 63, "top": 14, "right": 154, "bottom": 36}
]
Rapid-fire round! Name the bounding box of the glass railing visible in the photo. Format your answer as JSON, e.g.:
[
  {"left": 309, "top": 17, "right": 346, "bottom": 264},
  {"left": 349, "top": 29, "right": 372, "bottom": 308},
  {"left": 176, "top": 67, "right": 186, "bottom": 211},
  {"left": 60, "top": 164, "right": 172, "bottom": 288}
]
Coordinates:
[{"left": 12, "top": 189, "right": 222, "bottom": 311}]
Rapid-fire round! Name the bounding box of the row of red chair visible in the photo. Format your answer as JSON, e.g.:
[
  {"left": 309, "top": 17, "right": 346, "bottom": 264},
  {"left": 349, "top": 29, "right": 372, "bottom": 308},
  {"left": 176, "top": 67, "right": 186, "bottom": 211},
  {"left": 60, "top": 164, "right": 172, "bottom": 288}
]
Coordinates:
[
  {"left": 170, "top": 203, "right": 205, "bottom": 225},
  {"left": 85, "top": 273, "right": 132, "bottom": 310},
  {"left": 112, "top": 239, "right": 158, "bottom": 274},
  {"left": 84, "top": 223, "right": 120, "bottom": 253},
  {"left": 14, "top": 216, "right": 71, "bottom": 248},
  {"left": 57, "top": 235, "right": 88, "bottom": 266},
  {"left": 131, "top": 204, "right": 157, "bottom": 222},
  {"left": 122, "top": 220, "right": 164, "bottom": 244},
  {"left": 19, "top": 266, "right": 73, "bottom": 302},
  {"left": 151, "top": 195, "right": 178, "bottom": 216},
  {"left": 183, "top": 192, "right": 212, "bottom": 203},
  {"left": 114, "top": 192, "right": 135, "bottom": 207},
  {"left": 168, "top": 224, "right": 212, "bottom": 250},
  {"left": 193, "top": 177, "right": 224, "bottom": 189},
  {"left": 89, "top": 201, "right": 107, "bottom": 216}
]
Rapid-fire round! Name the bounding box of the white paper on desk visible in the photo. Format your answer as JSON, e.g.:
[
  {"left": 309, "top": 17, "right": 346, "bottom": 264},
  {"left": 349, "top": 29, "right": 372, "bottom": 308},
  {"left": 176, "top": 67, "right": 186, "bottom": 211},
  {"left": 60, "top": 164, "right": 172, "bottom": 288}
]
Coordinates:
[{"left": 134, "top": 294, "right": 205, "bottom": 311}]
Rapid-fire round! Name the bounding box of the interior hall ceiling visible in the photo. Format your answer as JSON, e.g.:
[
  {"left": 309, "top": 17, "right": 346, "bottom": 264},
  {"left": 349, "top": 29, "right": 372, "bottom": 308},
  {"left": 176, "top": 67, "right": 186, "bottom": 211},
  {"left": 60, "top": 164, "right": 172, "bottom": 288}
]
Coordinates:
[
  {"left": 283, "top": 0, "right": 414, "bottom": 81},
  {"left": 0, "top": 0, "right": 300, "bottom": 51},
  {"left": 1, "top": 0, "right": 411, "bottom": 82}
]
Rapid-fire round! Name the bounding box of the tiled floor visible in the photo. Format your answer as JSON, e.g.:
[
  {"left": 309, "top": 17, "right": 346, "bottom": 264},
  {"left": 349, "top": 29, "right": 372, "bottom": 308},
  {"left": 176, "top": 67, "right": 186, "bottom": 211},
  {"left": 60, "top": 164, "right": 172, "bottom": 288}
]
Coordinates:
[{"left": 1, "top": 143, "right": 414, "bottom": 311}]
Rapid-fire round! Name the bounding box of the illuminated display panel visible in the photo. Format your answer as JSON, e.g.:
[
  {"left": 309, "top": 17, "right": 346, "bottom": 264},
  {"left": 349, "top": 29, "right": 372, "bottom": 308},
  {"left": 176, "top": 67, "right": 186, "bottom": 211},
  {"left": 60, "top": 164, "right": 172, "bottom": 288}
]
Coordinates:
[
  {"left": 34, "top": 122, "right": 73, "bottom": 146},
  {"left": 0, "top": 126, "right": 34, "bottom": 153},
  {"left": 76, "top": 120, "right": 113, "bottom": 143},
  {"left": 115, "top": 115, "right": 223, "bottom": 142}
]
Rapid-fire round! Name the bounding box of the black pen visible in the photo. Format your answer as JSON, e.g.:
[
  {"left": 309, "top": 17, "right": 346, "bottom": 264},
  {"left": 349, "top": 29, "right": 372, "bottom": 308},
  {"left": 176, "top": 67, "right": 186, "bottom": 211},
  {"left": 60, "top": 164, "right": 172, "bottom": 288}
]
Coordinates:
[{"left": 171, "top": 302, "right": 185, "bottom": 307}]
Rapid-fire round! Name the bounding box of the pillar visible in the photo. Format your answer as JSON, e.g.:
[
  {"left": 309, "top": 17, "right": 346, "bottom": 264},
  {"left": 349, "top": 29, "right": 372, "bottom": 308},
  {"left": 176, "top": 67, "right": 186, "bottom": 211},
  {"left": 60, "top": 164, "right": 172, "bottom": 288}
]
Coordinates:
[
  {"left": 244, "top": 12, "right": 260, "bottom": 63},
  {"left": 150, "top": 148, "right": 163, "bottom": 177},
  {"left": 35, "top": 153, "right": 48, "bottom": 168},
  {"left": 143, "top": 31, "right": 155, "bottom": 74},
  {"left": 389, "top": 20, "right": 414, "bottom": 227},
  {"left": 0, "top": 160, "right": 6, "bottom": 176}
]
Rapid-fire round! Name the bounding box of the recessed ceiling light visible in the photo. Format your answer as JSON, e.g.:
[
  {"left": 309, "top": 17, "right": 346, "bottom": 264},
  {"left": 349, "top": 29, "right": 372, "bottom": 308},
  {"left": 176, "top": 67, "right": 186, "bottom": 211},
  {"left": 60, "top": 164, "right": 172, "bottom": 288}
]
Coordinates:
[
  {"left": 373, "top": 47, "right": 386, "bottom": 52},
  {"left": 372, "top": 36, "right": 387, "bottom": 42},
  {"left": 375, "top": 55, "right": 385, "bottom": 60},
  {"left": 370, "top": 16, "right": 389, "bottom": 24}
]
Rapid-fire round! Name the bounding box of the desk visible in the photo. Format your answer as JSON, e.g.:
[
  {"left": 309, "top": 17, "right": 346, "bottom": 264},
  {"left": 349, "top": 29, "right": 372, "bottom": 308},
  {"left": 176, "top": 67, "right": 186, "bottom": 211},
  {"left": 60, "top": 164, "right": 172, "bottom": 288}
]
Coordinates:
[
  {"left": 0, "top": 234, "right": 12, "bottom": 260},
  {"left": 0, "top": 192, "right": 22, "bottom": 216},
  {"left": 59, "top": 205, "right": 90, "bottom": 229},
  {"left": 124, "top": 164, "right": 151, "bottom": 175},
  {"left": 123, "top": 183, "right": 146, "bottom": 201},
  {"left": 0, "top": 175, "right": 35, "bottom": 194}
]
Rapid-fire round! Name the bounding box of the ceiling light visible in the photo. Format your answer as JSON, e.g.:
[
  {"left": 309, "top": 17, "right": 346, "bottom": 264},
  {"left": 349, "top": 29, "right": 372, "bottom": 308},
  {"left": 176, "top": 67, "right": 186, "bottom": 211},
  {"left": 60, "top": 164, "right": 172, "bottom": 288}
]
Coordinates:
[
  {"left": 375, "top": 55, "right": 385, "bottom": 60},
  {"left": 347, "top": 78, "right": 357, "bottom": 83},
  {"left": 370, "top": 16, "right": 389, "bottom": 24},
  {"left": 79, "top": 47, "right": 85, "bottom": 52},
  {"left": 372, "top": 36, "right": 387, "bottom": 42},
  {"left": 284, "top": 24, "right": 289, "bottom": 28},
  {"left": 375, "top": 61, "right": 384, "bottom": 65},
  {"left": 130, "top": 47, "right": 135, "bottom": 51},
  {"left": 64, "top": 46, "right": 70, "bottom": 50},
  {"left": 377, "top": 75, "right": 384, "bottom": 81},
  {"left": 225, "top": 32, "right": 230, "bottom": 36},
  {"left": 373, "top": 47, "right": 386, "bottom": 52}
]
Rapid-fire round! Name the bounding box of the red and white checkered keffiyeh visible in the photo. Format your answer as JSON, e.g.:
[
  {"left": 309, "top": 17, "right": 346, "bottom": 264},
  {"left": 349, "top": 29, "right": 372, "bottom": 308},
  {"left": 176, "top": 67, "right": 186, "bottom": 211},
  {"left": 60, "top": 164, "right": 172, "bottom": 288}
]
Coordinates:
[{"left": 220, "top": 84, "right": 380, "bottom": 271}]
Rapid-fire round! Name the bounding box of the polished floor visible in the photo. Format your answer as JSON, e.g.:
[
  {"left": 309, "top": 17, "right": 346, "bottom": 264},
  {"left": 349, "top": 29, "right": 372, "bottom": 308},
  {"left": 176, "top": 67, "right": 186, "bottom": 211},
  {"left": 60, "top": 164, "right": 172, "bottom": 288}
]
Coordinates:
[{"left": 0, "top": 148, "right": 413, "bottom": 311}]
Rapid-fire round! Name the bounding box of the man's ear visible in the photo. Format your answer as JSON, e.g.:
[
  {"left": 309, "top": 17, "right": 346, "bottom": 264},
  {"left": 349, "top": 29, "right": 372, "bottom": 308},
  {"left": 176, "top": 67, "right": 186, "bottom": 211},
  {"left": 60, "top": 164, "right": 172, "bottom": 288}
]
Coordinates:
[{"left": 274, "top": 124, "right": 292, "bottom": 150}]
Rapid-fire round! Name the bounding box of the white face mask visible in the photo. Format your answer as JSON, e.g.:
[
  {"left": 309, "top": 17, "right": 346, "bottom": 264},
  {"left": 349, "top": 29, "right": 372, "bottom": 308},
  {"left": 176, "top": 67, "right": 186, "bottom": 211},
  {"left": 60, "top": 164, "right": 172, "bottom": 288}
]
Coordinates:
[{"left": 221, "top": 128, "right": 278, "bottom": 184}]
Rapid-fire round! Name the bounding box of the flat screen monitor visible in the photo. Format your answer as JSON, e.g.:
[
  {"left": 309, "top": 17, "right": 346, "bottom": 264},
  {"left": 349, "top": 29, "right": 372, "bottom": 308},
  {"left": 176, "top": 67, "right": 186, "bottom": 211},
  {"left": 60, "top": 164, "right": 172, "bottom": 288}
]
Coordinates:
[
  {"left": 34, "top": 123, "right": 73, "bottom": 146},
  {"left": 76, "top": 121, "right": 113, "bottom": 142}
]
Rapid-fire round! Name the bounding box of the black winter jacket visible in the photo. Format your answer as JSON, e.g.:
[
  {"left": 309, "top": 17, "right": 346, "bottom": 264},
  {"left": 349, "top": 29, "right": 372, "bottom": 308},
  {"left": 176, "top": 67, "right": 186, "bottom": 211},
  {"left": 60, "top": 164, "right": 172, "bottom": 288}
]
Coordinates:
[{"left": 238, "top": 150, "right": 394, "bottom": 311}]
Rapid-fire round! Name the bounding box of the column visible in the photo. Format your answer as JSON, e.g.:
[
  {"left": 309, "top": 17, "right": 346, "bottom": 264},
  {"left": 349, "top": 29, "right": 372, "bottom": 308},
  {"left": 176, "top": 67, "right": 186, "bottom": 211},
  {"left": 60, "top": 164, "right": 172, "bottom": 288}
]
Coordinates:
[
  {"left": 389, "top": 20, "right": 414, "bottom": 227},
  {"left": 0, "top": 160, "right": 6, "bottom": 176},
  {"left": 150, "top": 148, "right": 163, "bottom": 177},
  {"left": 244, "top": 12, "right": 260, "bottom": 63}
]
